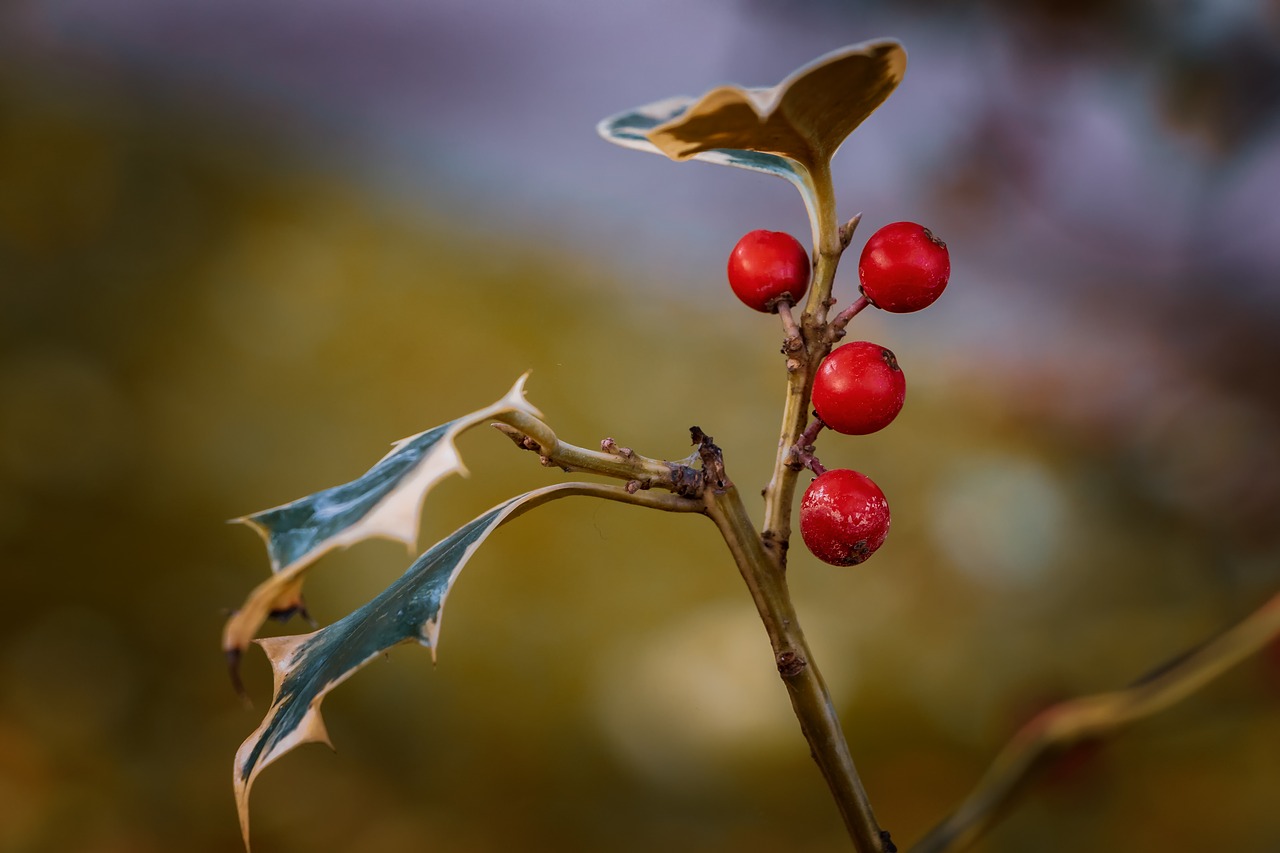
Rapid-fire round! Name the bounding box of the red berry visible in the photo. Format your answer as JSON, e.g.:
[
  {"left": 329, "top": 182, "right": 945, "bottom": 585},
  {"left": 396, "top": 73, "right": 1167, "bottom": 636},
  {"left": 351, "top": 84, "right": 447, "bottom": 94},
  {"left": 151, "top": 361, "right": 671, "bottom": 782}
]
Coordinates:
[
  {"left": 811, "top": 341, "right": 906, "bottom": 435},
  {"left": 858, "top": 221, "right": 950, "bottom": 313},
  {"left": 800, "top": 469, "right": 891, "bottom": 566},
  {"left": 727, "top": 230, "right": 811, "bottom": 313}
]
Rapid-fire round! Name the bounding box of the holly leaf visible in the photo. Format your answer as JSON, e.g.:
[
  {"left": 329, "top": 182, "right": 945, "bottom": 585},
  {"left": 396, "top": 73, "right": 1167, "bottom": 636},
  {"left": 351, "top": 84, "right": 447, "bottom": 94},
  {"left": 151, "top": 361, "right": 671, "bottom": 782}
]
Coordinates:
[
  {"left": 643, "top": 39, "right": 905, "bottom": 166},
  {"left": 597, "top": 95, "right": 815, "bottom": 189},
  {"left": 224, "top": 375, "right": 541, "bottom": 668},
  {"left": 597, "top": 39, "right": 906, "bottom": 248},
  {"left": 233, "top": 483, "right": 585, "bottom": 851}
]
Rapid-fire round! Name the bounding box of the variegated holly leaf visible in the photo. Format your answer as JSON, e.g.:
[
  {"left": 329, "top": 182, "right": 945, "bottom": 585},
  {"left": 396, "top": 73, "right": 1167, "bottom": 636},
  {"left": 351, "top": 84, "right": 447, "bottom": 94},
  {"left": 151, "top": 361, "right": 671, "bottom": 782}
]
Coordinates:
[
  {"left": 598, "top": 94, "right": 816, "bottom": 197},
  {"left": 645, "top": 39, "right": 905, "bottom": 165},
  {"left": 233, "top": 483, "right": 582, "bottom": 851},
  {"left": 597, "top": 40, "right": 906, "bottom": 248},
  {"left": 224, "top": 375, "right": 541, "bottom": 669}
]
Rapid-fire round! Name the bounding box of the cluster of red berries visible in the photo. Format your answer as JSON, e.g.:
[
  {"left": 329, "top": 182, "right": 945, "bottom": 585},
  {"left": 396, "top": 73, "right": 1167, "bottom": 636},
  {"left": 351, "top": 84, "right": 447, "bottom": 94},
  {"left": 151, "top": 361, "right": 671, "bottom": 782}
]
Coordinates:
[{"left": 726, "top": 222, "right": 950, "bottom": 567}]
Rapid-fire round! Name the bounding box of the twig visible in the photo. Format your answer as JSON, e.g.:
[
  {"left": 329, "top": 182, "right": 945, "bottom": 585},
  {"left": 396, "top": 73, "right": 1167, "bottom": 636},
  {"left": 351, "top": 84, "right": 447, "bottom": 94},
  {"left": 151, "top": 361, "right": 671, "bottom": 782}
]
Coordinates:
[{"left": 492, "top": 413, "right": 698, "bottom": 494}]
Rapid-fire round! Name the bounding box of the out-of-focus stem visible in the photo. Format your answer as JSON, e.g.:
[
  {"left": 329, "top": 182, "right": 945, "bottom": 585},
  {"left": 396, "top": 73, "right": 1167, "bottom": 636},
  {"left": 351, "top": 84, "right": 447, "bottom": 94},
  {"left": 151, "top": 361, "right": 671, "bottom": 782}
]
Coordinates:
[{"left": 912, "top": 589, "right": 1280, "bottom": 853}]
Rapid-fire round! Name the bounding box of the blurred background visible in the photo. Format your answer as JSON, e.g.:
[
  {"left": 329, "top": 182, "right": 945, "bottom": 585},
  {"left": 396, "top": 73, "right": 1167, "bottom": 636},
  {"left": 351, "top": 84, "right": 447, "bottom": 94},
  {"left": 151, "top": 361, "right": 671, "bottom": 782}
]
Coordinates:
[{"left": 2, "top": 1, "right": 1279, "bottom": 851}]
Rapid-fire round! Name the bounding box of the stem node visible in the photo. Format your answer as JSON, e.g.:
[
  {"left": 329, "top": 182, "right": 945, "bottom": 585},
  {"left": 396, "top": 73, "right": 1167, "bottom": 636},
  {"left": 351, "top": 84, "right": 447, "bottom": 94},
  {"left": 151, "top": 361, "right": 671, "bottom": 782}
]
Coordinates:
[
  {"left": 776, "top": 650, "right": 808, "bottom": 678},
  {"left": 601, "top": 437, "right": 634, "bottom": 458}
]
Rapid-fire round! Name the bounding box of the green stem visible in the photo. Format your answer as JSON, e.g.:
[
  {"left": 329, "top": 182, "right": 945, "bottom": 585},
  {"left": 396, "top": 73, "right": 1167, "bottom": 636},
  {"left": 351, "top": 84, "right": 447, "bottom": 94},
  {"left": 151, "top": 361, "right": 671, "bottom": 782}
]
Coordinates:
[
  {"left": 761, "top": 157, "right": 844, "bottom": 559},
  {"left": 704, "top": 483, "right": 886, "bottom": 853},
  {"left": 807, "top": 157, "right": 841, "bottom": 259}
]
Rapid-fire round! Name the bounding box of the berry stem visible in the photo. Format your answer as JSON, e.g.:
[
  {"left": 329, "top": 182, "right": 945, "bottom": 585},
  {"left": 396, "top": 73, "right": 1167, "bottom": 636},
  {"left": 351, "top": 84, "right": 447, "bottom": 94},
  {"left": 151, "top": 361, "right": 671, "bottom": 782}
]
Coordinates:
[
  {"left": 702, "top": 480, "right": 886, "bottom": 853},
  {"left": 797, "top": 416, "right": 826, "bottom": 451},
  {"left": 830, "top": 294, "right": 871, "bottom": 338},
  {"left": 778, "top": 302, "right": 805, "bottom": 372},
  {"left": 778, "top": 301, "right": 802, "bottom": 341},
  {"left": 787, "top": 418, "right": 827, "bottom": 476}
]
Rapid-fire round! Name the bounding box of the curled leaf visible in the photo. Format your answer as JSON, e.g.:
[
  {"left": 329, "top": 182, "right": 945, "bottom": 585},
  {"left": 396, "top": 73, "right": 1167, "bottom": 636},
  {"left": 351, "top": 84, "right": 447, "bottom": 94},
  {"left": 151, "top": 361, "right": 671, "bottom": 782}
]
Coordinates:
[
  {"left": 597, "top": 40, "right": 906, "bottom": 248},
  {"left": 598, "top": 94, "right": 815, "bottom": 192},
  {"left": 224, "top": 375, "right": 541, "bottom": 667},
  {"left": 644, "top": 40, "right": 905, "bottom": 165}
]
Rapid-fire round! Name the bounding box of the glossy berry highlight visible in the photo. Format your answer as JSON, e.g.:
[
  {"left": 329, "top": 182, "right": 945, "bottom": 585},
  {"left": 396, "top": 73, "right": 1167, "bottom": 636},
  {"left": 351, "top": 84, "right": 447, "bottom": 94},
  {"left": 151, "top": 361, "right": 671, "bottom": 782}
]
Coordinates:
[
  {"left": 800, "top": 469, "right": 891, "bottom": 566},
  {"left": 858, "top": 221, "right": 950, "bottom": 313},
  {"left": 727, "top": 229, "right": 811, "bottom": 313},
  {"left": 812, "top": 341, "right": 906, "bottom": 435}
]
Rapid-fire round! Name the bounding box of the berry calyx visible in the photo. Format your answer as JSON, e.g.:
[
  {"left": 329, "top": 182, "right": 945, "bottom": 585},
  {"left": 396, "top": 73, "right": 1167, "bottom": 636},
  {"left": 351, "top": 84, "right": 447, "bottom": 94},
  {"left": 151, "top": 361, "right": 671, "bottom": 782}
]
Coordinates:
[
  {"left": 800, "top": 469, "right": 891, "bottom": 566},
  {"left": 858, "top": 221, "right": 950, "bottom": 313},
  {"left": 727, "top": 229, "right": 811, "bottom": 313},
  {"left": 811, "top": 341, "right": 906, "bottom": 435}
]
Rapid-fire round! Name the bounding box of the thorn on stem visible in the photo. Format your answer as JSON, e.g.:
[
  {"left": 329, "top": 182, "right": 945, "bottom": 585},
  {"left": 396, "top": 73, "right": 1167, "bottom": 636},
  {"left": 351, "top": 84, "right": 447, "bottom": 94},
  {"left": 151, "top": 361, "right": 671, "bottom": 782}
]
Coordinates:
[{"left": 838, "top": 212, "right": 863, "bottom": 250}]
